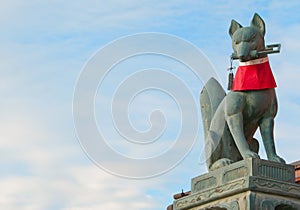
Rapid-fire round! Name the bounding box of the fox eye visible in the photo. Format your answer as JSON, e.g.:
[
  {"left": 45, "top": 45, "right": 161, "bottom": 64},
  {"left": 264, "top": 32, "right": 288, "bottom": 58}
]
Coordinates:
[{"left": 249, "top": 34, "right": 256, "bottom": 42}]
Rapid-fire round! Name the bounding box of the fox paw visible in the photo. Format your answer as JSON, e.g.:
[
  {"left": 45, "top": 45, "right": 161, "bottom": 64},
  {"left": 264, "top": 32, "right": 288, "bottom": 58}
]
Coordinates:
[
  {"left": 243, "top": 151, "right": 260, "bottom": 159},
  {"left": 269, "top": 155, "right": 286, "bottom": 164},
  {"left": 209, "top": 158, "right": 234, "bottom": 171}
]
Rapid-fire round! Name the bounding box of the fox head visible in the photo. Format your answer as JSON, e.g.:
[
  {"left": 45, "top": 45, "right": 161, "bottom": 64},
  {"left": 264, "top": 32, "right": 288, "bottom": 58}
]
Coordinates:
[{"left": 229, "top": 13, "right": 266, "bottom": 62}]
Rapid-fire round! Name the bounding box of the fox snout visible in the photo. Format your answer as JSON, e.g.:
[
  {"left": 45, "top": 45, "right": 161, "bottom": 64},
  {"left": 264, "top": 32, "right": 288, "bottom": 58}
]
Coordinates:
[
  {"left": 233, "top": 41, "right": 259, "bottom": 61},
  {"left": 234, "top": 41, "right": 251, "bottom": 61}
]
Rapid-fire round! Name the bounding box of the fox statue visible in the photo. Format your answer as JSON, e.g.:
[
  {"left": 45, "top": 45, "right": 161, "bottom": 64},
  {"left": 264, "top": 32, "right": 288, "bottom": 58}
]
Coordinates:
[{"left": 200, "top": 13, "right": 285, "bottom": 171}]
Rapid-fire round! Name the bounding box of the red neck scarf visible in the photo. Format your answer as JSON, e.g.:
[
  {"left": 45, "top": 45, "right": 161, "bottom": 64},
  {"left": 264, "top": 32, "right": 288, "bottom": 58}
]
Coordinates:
[{"left": 231, "top": 57, "right": 277, "bottom": 91}]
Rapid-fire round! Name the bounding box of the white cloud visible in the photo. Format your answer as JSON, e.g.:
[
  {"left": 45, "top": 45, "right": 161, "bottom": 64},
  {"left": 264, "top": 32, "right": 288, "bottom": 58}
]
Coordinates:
[
  {"left": 0, "top": 0, "right": 190, "bottom": 42},
  {"left": 0, "top": 166, "right": 160, "bottom": 210}
]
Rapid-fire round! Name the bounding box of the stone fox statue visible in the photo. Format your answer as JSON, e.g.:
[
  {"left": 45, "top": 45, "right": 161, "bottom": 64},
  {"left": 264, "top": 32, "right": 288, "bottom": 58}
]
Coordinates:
[{"left": 200, "top": 13, "right": 285, "bottom": 171}]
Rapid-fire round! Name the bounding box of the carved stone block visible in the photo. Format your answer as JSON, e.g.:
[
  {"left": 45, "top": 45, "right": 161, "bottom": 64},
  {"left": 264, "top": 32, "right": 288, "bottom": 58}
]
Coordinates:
[{"left": 174, "top": 158, "right": 300, "bottom": 210}]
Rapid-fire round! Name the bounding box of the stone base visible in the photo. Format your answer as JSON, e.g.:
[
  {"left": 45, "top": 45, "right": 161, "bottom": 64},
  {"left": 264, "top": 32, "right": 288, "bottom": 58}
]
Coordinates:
[{"left": 173, "top": 158, "right": 300, "bottom": 210}]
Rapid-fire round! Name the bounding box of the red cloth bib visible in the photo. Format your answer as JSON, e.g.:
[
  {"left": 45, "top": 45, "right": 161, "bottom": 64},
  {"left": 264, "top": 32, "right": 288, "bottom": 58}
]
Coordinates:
[{"left": 231, "top": 57, "right": 277, "bottom": 91}]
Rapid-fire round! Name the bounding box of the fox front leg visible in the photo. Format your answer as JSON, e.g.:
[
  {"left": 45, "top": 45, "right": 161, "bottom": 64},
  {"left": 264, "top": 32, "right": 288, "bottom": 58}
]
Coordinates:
[
  {"left": 259, "top": 117, "right": 285, "bottom": 163},
  {"left": 225, "top": 93, "right": 260, "bottom": 159}
]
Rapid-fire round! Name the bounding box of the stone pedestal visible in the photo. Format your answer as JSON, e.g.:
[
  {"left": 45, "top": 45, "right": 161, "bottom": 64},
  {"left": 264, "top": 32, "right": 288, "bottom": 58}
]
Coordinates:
[{"left": 173, "top": 158, "right": 300, "bottom": 210}]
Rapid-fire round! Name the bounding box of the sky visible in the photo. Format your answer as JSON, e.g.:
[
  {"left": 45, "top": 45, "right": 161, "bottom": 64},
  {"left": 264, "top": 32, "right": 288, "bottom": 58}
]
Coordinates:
[{"left": 1, "top": 1, "right": 300, "bottom": 209}]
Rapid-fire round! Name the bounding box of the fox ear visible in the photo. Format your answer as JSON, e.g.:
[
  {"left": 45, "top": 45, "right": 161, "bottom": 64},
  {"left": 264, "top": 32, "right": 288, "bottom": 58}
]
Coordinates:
[
  {"left": 251, "top": 13, "right": 265, "bottom": 36},
  {"left": 229, "top": 20, "right": 242, "bottom": 37}
]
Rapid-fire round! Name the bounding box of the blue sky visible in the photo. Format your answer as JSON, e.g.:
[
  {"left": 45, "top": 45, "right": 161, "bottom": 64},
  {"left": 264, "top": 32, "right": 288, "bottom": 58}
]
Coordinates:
[{"left": 1, "top": 1, "right": 300, "bottom": 209}]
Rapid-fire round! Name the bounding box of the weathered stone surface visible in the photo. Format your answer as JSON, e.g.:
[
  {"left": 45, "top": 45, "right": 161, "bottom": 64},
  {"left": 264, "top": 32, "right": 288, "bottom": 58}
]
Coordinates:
[{"left": 173, "top": 158, "right": 300, "bottom": 210}]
